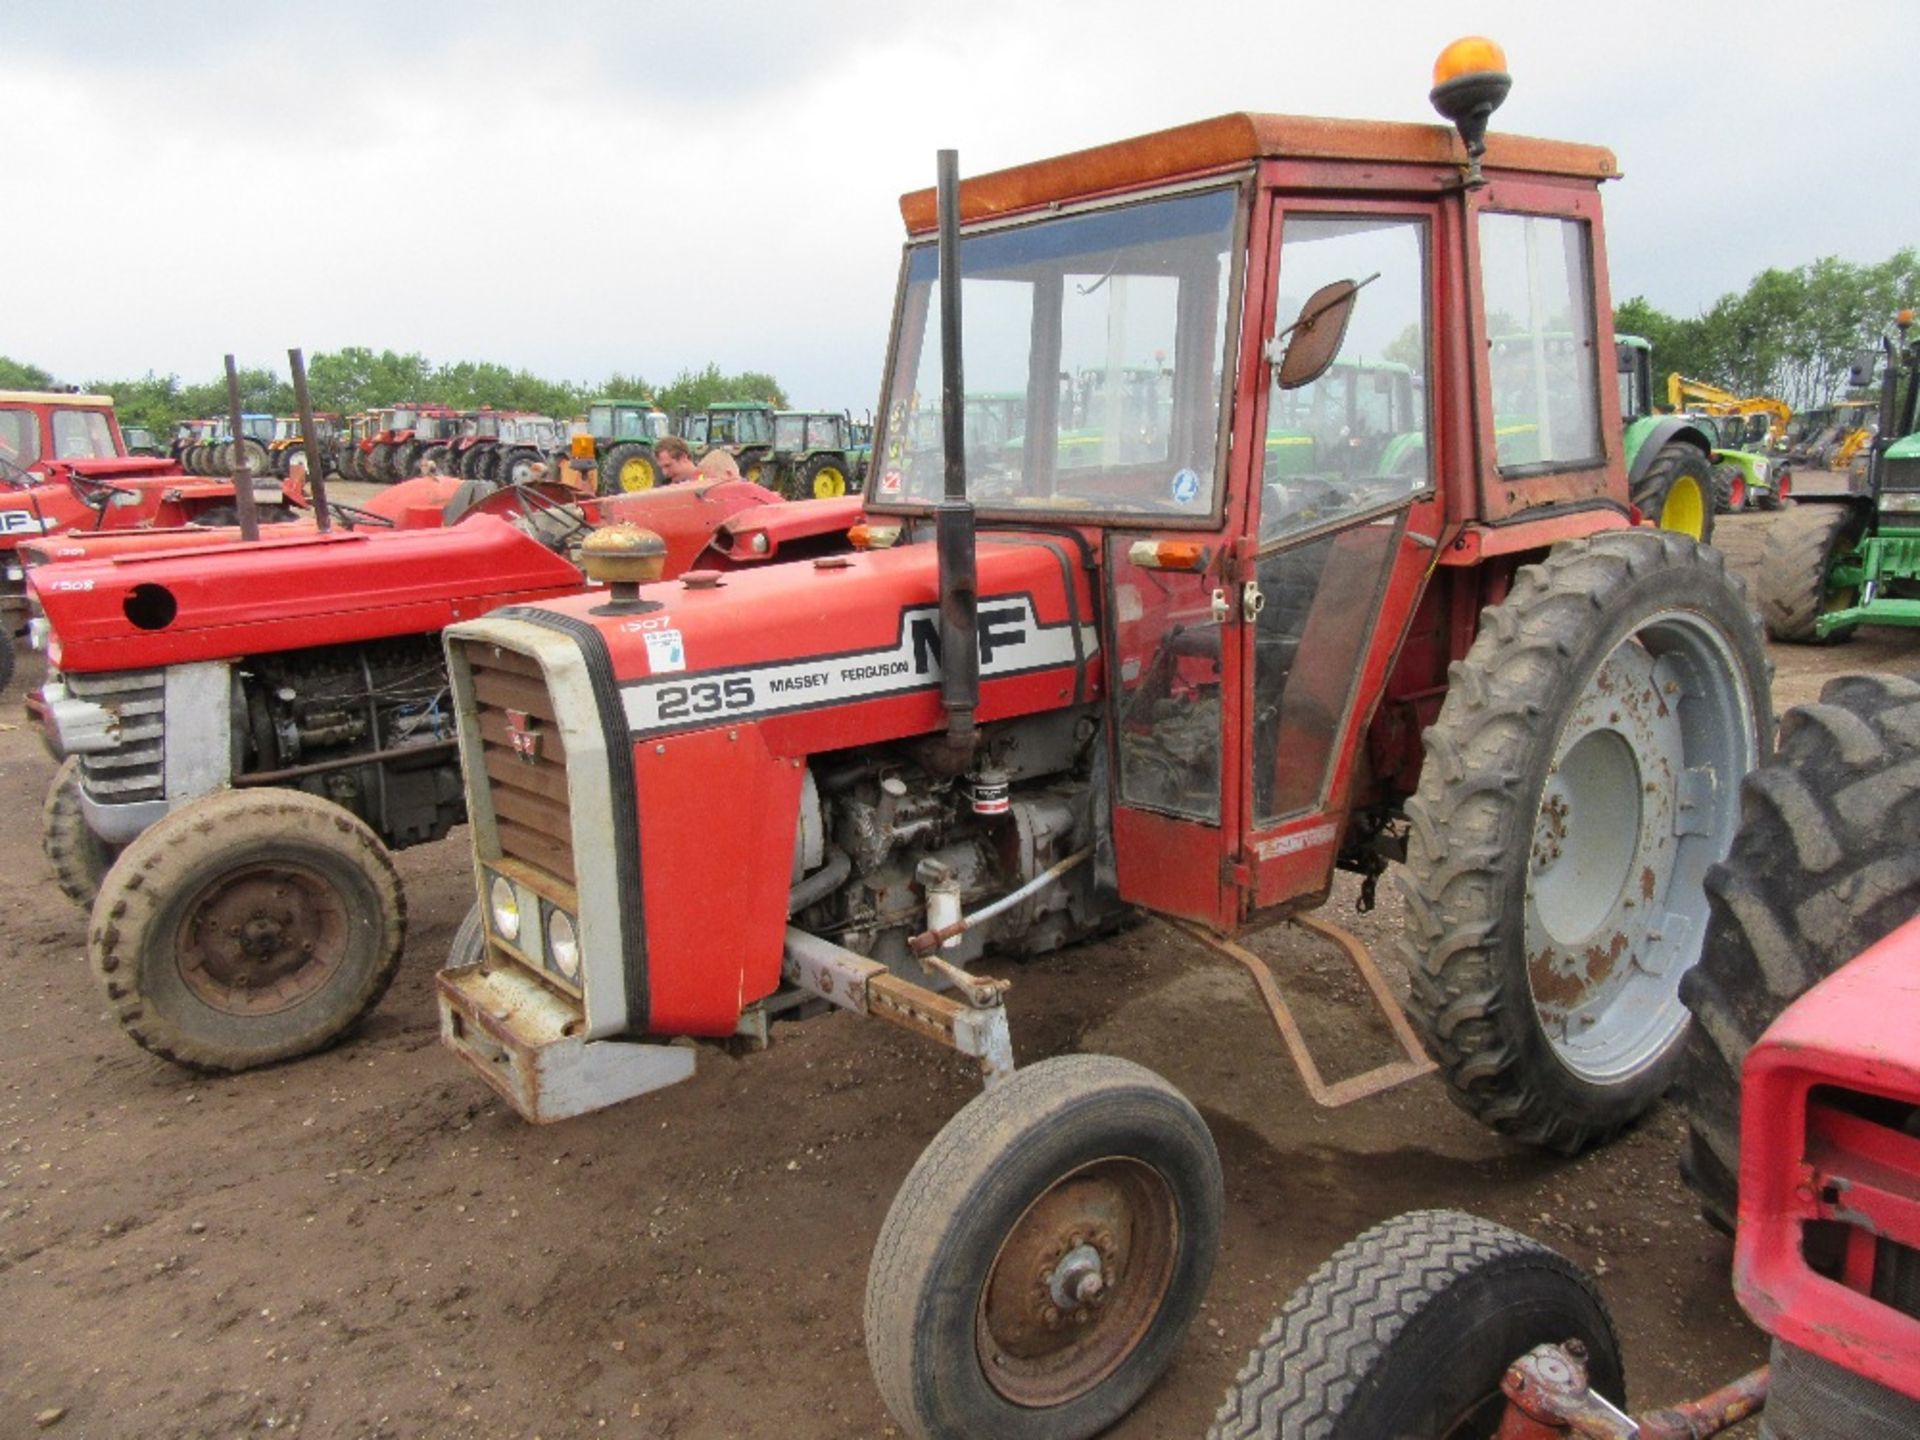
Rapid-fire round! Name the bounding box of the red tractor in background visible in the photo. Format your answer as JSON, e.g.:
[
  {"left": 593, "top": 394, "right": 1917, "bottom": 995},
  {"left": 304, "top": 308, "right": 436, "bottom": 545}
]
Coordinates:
[
  {"left": 366, "top": 404, "right": 459, "bottom": 482},
  {"left": 32, "top": 471, "right": 861, "bottom": 1073},
  {"left": 1212, "top": 672, "right": 1920, "bottom": 1440},
  {"left": 428, "top": 40, "right": 1770, "bottom": 1440},
  {"left": 2, "top": 389, "right": 283, "bottom": 689}
]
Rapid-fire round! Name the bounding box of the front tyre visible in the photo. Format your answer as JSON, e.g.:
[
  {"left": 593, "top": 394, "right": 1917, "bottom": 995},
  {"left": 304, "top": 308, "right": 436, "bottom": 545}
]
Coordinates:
[
  {"left": 1755, "top": 503, "right": 1862, "bottom": 644},
  {"left": 804, "top": 454, "right": 849, "bottom": 498},
  {"left": 89, "top": 788, "right": 406, "bottom": 1072},
  {"left": 865, "top": 1054, "right": 1221, "bottom": 1440},
  {"left": 1399, "top": 530, "right": 1770, "bottom": 1153},
  {"left": 1209, "top": 1210, "right": 1624, "bottom": 1440},
  {"left": 42, "top": 755, "right": 121, "bottom": 909}
]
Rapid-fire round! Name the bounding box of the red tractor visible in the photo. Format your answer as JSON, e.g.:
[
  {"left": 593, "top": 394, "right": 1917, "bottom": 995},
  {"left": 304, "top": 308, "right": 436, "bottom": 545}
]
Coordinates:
[
  {"left": 426, "top": 40, "right": 1771, "bottom": 1440},
  {"left": 32, "top": 474, "right": 861, "bottom": 1073},
  {"left": 365, "top": 404, "right": 458, "bottom": 482},
  {"left": 1211, "top": 672, "right": 1920, "bottom": 1440},
  {"left": 3, "top": 389, "right": 281, "bottom": 689}
]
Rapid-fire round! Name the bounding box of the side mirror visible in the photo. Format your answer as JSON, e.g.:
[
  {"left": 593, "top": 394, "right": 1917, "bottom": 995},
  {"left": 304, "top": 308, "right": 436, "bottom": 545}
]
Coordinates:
[
  {"left": 1266, "top": 278, "right": 1368, "bottom": 391},
  {"left": 1848, "top": 349, "right": 1878, "bottom": 388}
]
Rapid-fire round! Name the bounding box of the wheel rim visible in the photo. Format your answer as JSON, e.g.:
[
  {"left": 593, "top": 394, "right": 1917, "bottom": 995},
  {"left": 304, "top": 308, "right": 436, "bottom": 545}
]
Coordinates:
[
  {"left": 1730, "top": 476, "right": 1745, "bottom": 509},
  {"left": 1660, "top": 475, "right": 1706, "bottom": 539},
  {"left": 811, "top": 466, "right": 847, "bottom": 499},
  {"left": 619, "top": 456, "right": 656, "bottom": 492},
  {"left": 744, "top": 461, "right": 762, "bottom": 484},
  {"left": 1525, "top": 610, "right": 1756, "bottom": 1082},
  {"left": 975, "top": 1157, "right": 1178, "bottom": 1409},
  {"left": 174, "top": 861, "right": 352, "bottom": 1014}
]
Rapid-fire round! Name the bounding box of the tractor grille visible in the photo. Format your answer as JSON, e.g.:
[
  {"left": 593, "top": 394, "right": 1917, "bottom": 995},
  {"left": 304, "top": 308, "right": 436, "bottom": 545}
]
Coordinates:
[
  {"left": 70, "top": 668, "right": 166, "bottom": 804},
  {"left": 464, "top": 644, "right": 575, "bottom": 892},
  {"left": 1881, "top": 454, "right": 1920, "bottom": 492}
]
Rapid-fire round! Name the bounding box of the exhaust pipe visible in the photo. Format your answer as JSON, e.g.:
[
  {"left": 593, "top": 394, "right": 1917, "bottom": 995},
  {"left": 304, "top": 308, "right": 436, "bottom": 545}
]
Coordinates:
[{"left": 934, "top": 147, "right": 979, "bottom": 773}]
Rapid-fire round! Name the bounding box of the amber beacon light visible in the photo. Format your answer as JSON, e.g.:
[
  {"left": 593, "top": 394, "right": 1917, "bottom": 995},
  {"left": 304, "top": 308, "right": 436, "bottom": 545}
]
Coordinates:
[{"left": 1429, "top": 36, "right": 1511, "bottom": 187}]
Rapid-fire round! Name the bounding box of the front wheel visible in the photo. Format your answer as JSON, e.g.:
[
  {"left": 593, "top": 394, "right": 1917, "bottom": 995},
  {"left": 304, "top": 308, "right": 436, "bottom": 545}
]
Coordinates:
[
  {"left": 90, "top": 788, "right": 407, "bottom": 1072},
  {"left": 1632, "top": 441, "right": 1715, "bottom": 544},
  {"left": 1209, "top": 1210, "right": 1625, "bottom": 1440},
  {"left": 601, "top": 443, "right": 656, "bottom": 494},
  {"left": 865, "top": 1054, "right": 1221, "bottom": 1440},
  {"left": 42, "top": 755, "right": 121, "bottom": 909},
  {"left": 1399, "top": 529, "right": 1771, "bottom": 1153}
]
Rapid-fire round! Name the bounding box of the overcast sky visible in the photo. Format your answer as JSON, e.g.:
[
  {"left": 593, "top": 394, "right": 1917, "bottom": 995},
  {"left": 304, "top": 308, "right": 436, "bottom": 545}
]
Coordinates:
[{"left": 9, "top": 1, "right": 1915, "bottom": 410}]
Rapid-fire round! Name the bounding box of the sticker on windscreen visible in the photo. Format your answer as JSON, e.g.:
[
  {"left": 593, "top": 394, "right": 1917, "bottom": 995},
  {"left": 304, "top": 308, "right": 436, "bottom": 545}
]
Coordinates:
[{"left": 1171, "top": 468, "right": 1200, "bottom": 505}]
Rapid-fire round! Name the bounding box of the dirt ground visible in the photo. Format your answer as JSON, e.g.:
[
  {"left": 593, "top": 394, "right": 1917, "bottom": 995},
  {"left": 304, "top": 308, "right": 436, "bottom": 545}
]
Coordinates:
[{"left": 1, "top": 491, "right": 1910, "bottom": 1439}]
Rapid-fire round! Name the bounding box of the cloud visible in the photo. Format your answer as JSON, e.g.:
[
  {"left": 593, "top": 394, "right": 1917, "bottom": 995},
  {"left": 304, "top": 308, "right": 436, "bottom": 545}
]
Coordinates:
[{"left": 8, "top": 0, "right": 1915, "bottom": 407}]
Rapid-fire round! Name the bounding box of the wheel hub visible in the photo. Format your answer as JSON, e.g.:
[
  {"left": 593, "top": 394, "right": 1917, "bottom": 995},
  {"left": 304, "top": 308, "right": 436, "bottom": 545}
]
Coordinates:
[
  {"left": 976, "top": 1158, "right": 1177, "bottom": 1408},
  {"left": 176, "top": 864, "right": 349, "bottom": 1015},
  {"left": 1524, "top": 611, "right": 1754, "bottom": 1083}
]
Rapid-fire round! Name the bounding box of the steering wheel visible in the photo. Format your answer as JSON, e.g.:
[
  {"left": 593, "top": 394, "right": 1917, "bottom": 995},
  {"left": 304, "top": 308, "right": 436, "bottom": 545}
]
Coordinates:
[
  {"left": 507, "top": 482, "right": 592, "bottom": 548},
  {"left": 68, "top": 472, "right": 140, "bottom": 507}
]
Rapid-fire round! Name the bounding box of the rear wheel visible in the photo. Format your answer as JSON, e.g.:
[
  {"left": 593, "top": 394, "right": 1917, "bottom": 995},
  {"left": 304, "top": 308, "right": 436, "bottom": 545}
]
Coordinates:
[
  {"left": 394, "top": 441, "right": 423, "bottom": 478},
  {"left": 498, "top": 447, "right": 539, "bottom": 485},
  {"left": 601, "top": 443, "right": 656, "bottom": 494},
  {"left": 805, "top": 454, "right": 850, "bottom": 499},
  {"left": 1679, "top": 673, "right": 1920, "bottom": 1230},
  {"left": 1209, "top": 1210, "right": 1624, "bottom": 1440},
  {"left": 43, "top": 756, "right": 121, "bottom": 909},
  {"left": 235, "top": 437, "right": 270, "bottom": 475},
  {"left": 419, "top": 443, "right": 451, "bottom": 476},
  {"left": 1632, "top": 442, "right": 1715, "bottom": 544},
  {"left": 90, "top": 788, "right": 407, "bottom": 1072},
  {"left": 866, "top": 1054, "right": 1221, "bottom": 1440},
  {"left": 1756, "top": 503, "right": 1862, "bottom": 644},
  {"left": 1399, "top": 530, "right": 1770, "bottom": 1153},
  {"left": 1710, "top": 463, "right": 1745, "bottom": 513}
]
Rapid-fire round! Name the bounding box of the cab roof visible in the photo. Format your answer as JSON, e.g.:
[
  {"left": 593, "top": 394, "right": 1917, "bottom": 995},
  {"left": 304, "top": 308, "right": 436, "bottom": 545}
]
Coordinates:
[
  {"left": 899, "top": 111, "right": 1618, "bottom": 232},
  {"left": 0, "top": 390, "right": 114, "bottom": 407}
]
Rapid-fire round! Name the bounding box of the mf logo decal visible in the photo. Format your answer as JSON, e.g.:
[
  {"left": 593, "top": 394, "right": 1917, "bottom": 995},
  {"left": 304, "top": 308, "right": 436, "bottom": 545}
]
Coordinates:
[
  {"left": 0, "top": 511, "right": 51, "bottom": 535},
  {"left": 620, "top": 595, "right": 1094, "bottom": 737},
  {"left": 1253, "top": 822, "right": 1339, "bottom": 862},
  {"left": 504, "top": 709, "right": 544, "bottom": 763}
]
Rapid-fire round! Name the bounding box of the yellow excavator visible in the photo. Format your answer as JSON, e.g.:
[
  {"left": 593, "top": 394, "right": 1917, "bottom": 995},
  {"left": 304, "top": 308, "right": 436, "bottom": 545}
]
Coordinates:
[{"left": 1665, "top": 374, "right": 1794, "bottom": 448}]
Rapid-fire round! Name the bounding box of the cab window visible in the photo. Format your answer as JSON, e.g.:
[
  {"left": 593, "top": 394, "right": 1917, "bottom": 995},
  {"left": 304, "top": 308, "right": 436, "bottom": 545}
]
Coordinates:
[
  {"left": 1481, "top": 213, "right": 1603, "bottom": 472},
  {"left": 52, "top": 409, "right": 117, "bottom": 460}
]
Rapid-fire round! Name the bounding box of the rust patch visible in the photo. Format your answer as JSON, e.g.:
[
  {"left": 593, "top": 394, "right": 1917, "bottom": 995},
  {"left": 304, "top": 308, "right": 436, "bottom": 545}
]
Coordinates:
[
  {"left": 1640, "top": 866, "right": 1658, "bottom": 901},
  {"left": 1529, "top": 949, "right": 1589, "bottom": 1010}
]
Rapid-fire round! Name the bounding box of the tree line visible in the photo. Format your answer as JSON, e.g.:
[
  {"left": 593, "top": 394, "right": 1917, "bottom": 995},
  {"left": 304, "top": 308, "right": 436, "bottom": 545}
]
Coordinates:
[
  {"left": 1615, "top": 248, "right": 1916, "bottom": 411},
  {"left": 0, "top": 350, "right": 791, "bottom": 438}
]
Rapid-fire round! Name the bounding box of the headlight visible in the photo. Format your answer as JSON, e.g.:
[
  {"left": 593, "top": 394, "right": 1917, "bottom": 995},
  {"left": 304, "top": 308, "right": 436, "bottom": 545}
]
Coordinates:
[
  {"left": 546, "top": 909, "right": 580, "bottom": 982},
  {"left": 489, "top": 873, "right": 521, "bottom": 940}
]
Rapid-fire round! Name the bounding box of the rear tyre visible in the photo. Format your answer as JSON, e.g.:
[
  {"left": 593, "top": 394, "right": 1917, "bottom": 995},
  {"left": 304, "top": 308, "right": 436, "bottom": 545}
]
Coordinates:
[
  {"left": 43, "top": 755, "right": 121, "bottom": 910},
  {"left": 601, "top": 443, "right": 656, "bottom": 494},
  {"left": 1710, "top": 463, "right": 1744, "bottom": 513},
  {"left": 498, "top": 447, "right": 538, "bottom": 486},
  {"left": 90, "top": 788, "right": 407, "bottom": 1072},
  {"left": 1209, "top": 1209, "right": 1625, "bottom": 1440},
  {"left": 235, "top": 437, "right": 270, "bottom": 475},
  {"left": 865, "top": 1054, "right": 1221, "bottom": 1440},
  {"left": 1678, "top": 673, "right": 1920, "bottom": 1230},
  {"left": 419, "top": 443, "right": 451, "bottom": 476},
  {"left": 1632, "top": 442, "right": 1715, "bottom": 545},
  {"left": 1399, "top": 530, "right": 1770, "bottom": 1153},
  {"left": 1755, "top": 503, "right": 1862, "bottom": 645},
  {"left": 394, "top": 441, "right": 423, "bottom": 479},
  {"left": 804, "top": 454, "right": 850, "bottom": 499}
]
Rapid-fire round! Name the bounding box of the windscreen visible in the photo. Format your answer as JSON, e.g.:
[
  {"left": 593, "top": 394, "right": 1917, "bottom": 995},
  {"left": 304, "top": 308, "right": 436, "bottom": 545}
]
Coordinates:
[{"left": 872, "top": 186, "right": 1239, "bottom": 519}]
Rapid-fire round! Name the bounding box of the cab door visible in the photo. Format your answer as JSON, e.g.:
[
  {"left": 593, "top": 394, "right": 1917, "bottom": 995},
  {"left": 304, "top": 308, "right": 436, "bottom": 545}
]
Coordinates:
[{"left": 1233, "top": 197, "right": 1451, "bottom": 921}]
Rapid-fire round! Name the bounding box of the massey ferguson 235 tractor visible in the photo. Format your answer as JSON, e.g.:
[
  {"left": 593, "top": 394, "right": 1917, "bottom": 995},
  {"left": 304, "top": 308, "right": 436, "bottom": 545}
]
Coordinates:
[
  {"left": 433, "top": 41, "right": 1770, "bottom": 1439},
  {"left": 1212, "top": 674, "right": 1920, "bottom": 1439},
  {"left": 32, "top": 475, "right": 859, "bottom": 1073}
]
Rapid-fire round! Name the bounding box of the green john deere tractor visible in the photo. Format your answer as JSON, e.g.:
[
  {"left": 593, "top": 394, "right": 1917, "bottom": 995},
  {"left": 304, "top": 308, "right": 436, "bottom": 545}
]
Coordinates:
[
  {"left": 585, "top": 398, "right": 669, "bottom": 494},
  {"left": 678, "top": 401, "right": 776, "bottom": 483},
  {"left": 1610, "top": 335, "right": 1717, "bottom": 542},
  {"left": 766, "top": 410, "right": 864, "bottom": 499},
  {"left": 1757, "top": 311, "right": 1920, "bottom": 642}
]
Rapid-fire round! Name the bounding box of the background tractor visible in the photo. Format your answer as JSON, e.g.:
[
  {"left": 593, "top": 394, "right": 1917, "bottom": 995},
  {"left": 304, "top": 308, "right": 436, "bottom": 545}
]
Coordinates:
[
  {"left": 765, "top": 409, "right": 866, "bottom": 498},
  {"left": 583, "top": 396, "right": 669, "bottom": 494},
  {"left": 1211, "top": 672, "right": 1920, "bottom": 1440},
  {"left": 430, "top": 41, "right": 1769, "bottom": 1440},
  {"left": 32, "top": 473, "right": 860, "bottom": 1074},
  {"left": 676, "top": 400, "right": 776, "bottom": 482},
  {"left": 267, "top": 412, "right": 340, "bottom": 478},
  {"left": 1613, "top": 334, "right": 1719, "bottom": 540},
  {"left": 1755, "top": 309, "right": 1919, "bottom": 642}
]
